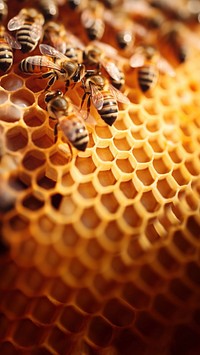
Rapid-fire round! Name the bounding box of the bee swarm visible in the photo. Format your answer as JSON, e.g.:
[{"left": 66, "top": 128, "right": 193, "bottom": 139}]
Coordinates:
[{"left": 0, "top": 0, "right": 200, "bottom": 354}]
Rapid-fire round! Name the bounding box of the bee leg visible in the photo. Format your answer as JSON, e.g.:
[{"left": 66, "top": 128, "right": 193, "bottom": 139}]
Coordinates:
[
  {"left": 53, "top": 122, "right": 59, "bottom": 143},
  {"left": 42, "top": 72, "right": 57, "bottom": 91},
  {"left": 64, "top": 80, "right": 70, "bottom": 92},
  {"left": 80, "top": 91, "right": 87, "bottom": 110}
]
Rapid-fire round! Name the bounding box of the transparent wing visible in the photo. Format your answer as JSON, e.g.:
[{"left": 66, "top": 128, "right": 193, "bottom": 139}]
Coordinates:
[
  {"left": 90, "top": 82, "right": 104, "bottom": 110},
  {"left": 4, "top": 32, "right": 21, "bottom": 49},
  {"left": 130, "top": 52, "right": 145, "bottom": 68},
  {"left": 157, "top": 57, "right": 176, "bottom": 77},
  {"left": 109, "top": 84, "right": 130, "bottom": 105},
  {"left": 26, "top": 55, "right": 61, "bottom": 70},
  {"left": 39, "top": 43, "right": 68, "bottom": 60},
  {"left": 102, "top": 60, "right": 122, "bottom": 82},
  {"left": 7, "top": 13, "right": 24, "bottom": 31},
  {"left": 66, "top": 30, "right": 85, "bottom": 49},
  {"left": 30, "top": 23, "right": 42, "bottom": 41}
]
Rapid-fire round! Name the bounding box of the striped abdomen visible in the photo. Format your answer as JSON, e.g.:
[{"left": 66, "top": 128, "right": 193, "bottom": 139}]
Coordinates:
[
  {"left": 97, "top": 90, "right": 118, "bottom": 126},
  {"left": 137, "top": 64, "right": 158, "bottom": 92},
  {"left": 59, "top": 115, "right": 89, "bottom": 151},
  {"left": 16, "top": 21, "right": 38, "bottom": 53},
  {"left": 19, "top": 56, "right": 49, "bottom": 74},
  {"left": 0, "top": 38, "right": 13, "bottom": 72}
]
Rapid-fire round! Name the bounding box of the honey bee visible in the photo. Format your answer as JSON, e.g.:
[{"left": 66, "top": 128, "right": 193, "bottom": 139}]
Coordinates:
[
  {"left": 130, "top": 45, "right": 175, "bottom": 92},
  {"left": 19, "top": 44, "right": 86, "bottom": 91},
  {"left": 81, "top": 72, "right": 130, "bottom": 126},
  {"left": 43, "top": 21, "right": 84, "bottom": 60},
  {"left": 83, "top": 42, "right": 125, "bottom": 90},
  {"left": 67, "top": 0, "right": 87, "bottom": 10},
  {"left": 81, "top": 0, "right": 105, "bottom": 40},
  {"left": 0, "top": 0, "right": 8, "bottom": 23},
  {"left": 0, "top": 25, "right": 21, "bottom": 72},
  {"left": 7, "top": 8, "right": 44, "bottom": 53},
  {"left": 38, "top": 0, "right": 58, "bottom": 20},
  {"left": 45, "top": 90, "right": 89, "bottom": 151}
]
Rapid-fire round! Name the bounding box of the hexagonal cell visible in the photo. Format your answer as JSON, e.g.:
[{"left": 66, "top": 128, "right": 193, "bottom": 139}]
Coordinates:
[
  {"left": 170, "top": 325, "right": 200, "bottom": 354},
  {"left": 168, "top": 147, "right": 183, "bottom": 164},
  {"left": 23, "top": 108, "right": 46, "bottom": 127},
  {"left": 32, "top": 296, "right": 58, "bottom": 325},
  {"left": 1, "top": 73, "right": 23, "bottom": 91},
  {"left": 22, "top": 150, "right": 46, "bottom": 171},
  {"left": 153, "top": 294, "right": 178, "bottom": 321},
  {"left": 113, "top": 136, "right": 131, "bottom": 151},
  {"left": 126, "top": 238, "right": 146, "bottom": 260},
  {"left": 153, "top": 156, "right": 172, "bottom": 174},
  {"left": 0, "top": 104, "right": 22, "bottom": 122},
  {"left": 123, "top": 282, "right": 151, "bottom": 309},
  {"left": 129, "top": 108, "right": 145, "bottom": 126},
  {"left": 61, "top": 171, "right": 76, "bottom": 188},
  {"left": 140, "top": 264, "right": 165, "bottom": 290},
  {"left": 3, "top": 289, "right": 30, "bottom": 318},
  {"left": 62, "top": 224, "right": 79, "bottom": 248},
  {"left": 6, "top": 126, "right": 28, "bottom": 151},
  {"left": 169, "top": 278, "right": 193, "bottom": 303},
  {"left": 114, "top": 328, "right": 146, "bottom": 355},
  {"left": 86, "top": 238, "right": 104, "bottom": 260},
  {"left": 80, "top": 207, "right": 101, "bottom": 229},
  {"left": 87, "top": 316, "right": 113, "bottom": 347},
  {"left": 48, "top": 278, "right": 73, "bottom": 303},
  {"left": 185, "top": 158, "right": 200, "bottom": 176},
  {"left": 103, "top": 298, "right": 135, "bottom": 327},
  {"left": 75, "top": 156, "right": 96, "bottom": 175},
  {"left": 31, "top": 127, "right": 54, "bottom": 149},
  {"left": 95, "top": 125, "right": 112, "bottom": 139},
  {"left": 140, "top": 190, "right": 160, "bottom": 213},
  {"left": 0, "top": 341, "right": 21, "bottom": 355},
  {"left": 36, "top": 172, "right": 56, "bottom": 190},
  {"left": 0, "top": 90, "right": 8, "bottom": 104},
  {"left": 136, "top": 167, "right": 154, "bottom": 186},
  {"left": 100, "top": 192, "right": 119, "bottom": 214},
  {"left": 119, "top": 179, "right": 137, "bottom": 200},
  {"left": 75, "top": 288, "right": 100, "bottom": 313},
  {"left": 157, "top": 247, "right": 180, "bottom": 273},
  {"left": 46, "top": 326, "right": 74, "bottom": 354},
  {"left": 59, "top": 305, "right": 86, "bottom": 333},
  {"left": 49, "top": 149, "right": 71, "bottom": 166},
  {"left": 10, "top": 89, "right": 35, "bottom": 108},
  {"left": 148, "top": 136, "right": 165, "bottom": 153},
  {"left": 38, "top": 215, "right": 56, "bottom": 234},
  {"left": 123, "top": 205, "right": 142, "bottom": 227},
  {"left": 173, "top": 230, "right": 196, "bottom": 256},
  {"left": 97, "top": 169, "right": 117, "bottom": 187},
  {"left": 104, "top": 220, "right": 123, "bottom": 242},
  {"left": 8, "top": 213, "right": 30, "bottom": 232},
  {"left": 157, "top": 178, "right": 176, "bottom": 199},
  {"left": 68, "top": 257, "right": 88, "bottom": 280},
  {"left": 22, "top": 193, "right": 45, "bottom": 211},
  {"left": 172, "top": 167, "right": 190, "bottom": 186},
  {"left": 186, "top": 216, "right": 200, "bottom": 238},
  {"left": 96, "top": 147, "right": 115, "bottom": 162},
  {"left": 135, "top": 311, "right": 166, "bottom": 339},
  {"left": 77, "top": 181, "right": 97, "bottom": 199},
  {"left": 13, "top": 318, "right": 43, "bottom": 347},
  {"left": 116, "top": 157, "right": 135, "bottom": 173},
  {"left": 25, "top": 76, "right": 46, "bottom": 93},
  {"left": 132, "top": 144, "right": 152, "bottom": 163}
]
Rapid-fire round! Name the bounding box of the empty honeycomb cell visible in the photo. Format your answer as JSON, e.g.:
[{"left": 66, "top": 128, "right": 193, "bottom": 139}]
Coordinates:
[
  {"left": 87, "top": 316, "right": 113, "bottom": 347},
  {"left": 104, "top": 220, "right": 124, "bottom": 242},
  {"left": 0, "top": 90, "right": 8, "bottom": 104},
  {"left": 77, "top": 181, "right": 97, "bottom": 199},
  {"left": 140, "top": 190, "right": 160, "bottom": 212},
  {"left": 169, "top": 278, "right": 193, "bottom": 303},
  {"left": 10, "top": 89, "right": 35, "bottom": 108},
  {"left": 132, "top": 144, "right": 152, "bottom": 163},
  {"left": 0, "top": 342, "right": 21, "bottom": 355},
  {"left": 119, "top": 179, "right": 137, "bottom": 200},
  {"left": 68, "top": 257, "right": 89, "bottom": 281},
  {"left": 32, "top": 296, "right": 58, "bottom": 325},
  {"left": 148, "top": 136, "right": 165, "bottom": 153},
  {"left": 7, "top": 213, "right": 30, "bottom": 232},
  {"left": 172, "top": 166, "right": 190, "bottom": 186},
  {"left": 114, "top": 329, "right": 146, "bottom": 355},
  {"left": 135, "top": 311, "right": 166, "bottom": 340},
  {"left": 136, "top": 167, "right": 155, "bottom": 186},
  {"left": 0, "top": 104, "right": 22, "bottom": 123},
  {"left": 75, "top": 156, "right": 96, "bottom": 175},
  {"left": 173, "top": 230, "right": 196, "bottom": 257},
  {"left": 168, "top": 147, "right": 184, "bottom": 164},
  {"left": 5, "top": 126, "right": 28, "bottom": 151},
  {"left": 22, "top": 150, "right": 46, "bottom": 171},
  {"left": 31, "top": 128, "right": 54, "bottom": 149},
  {"left": 22, "top": 193, "right": 45, "bottom": 211},
  {"left": 145, "top": 222, "right": 164, "bottom": 244},
  {"left": 97, "top": 169, "right": 117, "bottom": 188},
  {"left": 61, "top": 224, "right": 79, "bottom": 248},
  {"left": 86, "top": 238, "right": 105, "bottom": 260},
  {"left": 103, "top": 298, "right": 135, "bottom": 327},
  {"left": 157, "top": 178, "right": 176, "bottom": 199},
  {"left": 186, "top": 262, "right": 200, "bottom": 287},
  {"left": 59, "top": 305, "right": 87, "bottom": 333},
  {"left": 61, "top": 171, "right": 76, "bottom": 188},
  {"left": 49, "top": 149, "right": 71, "bottom": 166},
  {"left": 186, "top": 215, "right": 200, "bottom": 239},
  {"left": 23, "top": 108, "right": 46, "bottom": 127},
  {"left": 80, "top": 207, "right": 101, "bottom": 229},
  {"left": 36, "top": 173, "right": 56, "bottom": 190},
  {"left": 113, "top": 136, "right": 132, "bottom": 151},
  {"left": 185, "top": 158, "right": 200, "bottom": 176},
  {"left": 116, "top": 156, "right": 135, "bottom": 173},
  {"left": 140, "top": 264, "right": 165, "bottom": 290},
  {"left": 123, "top": 282, "right": 151, "bottom": 309},
  {"left": 75, "top": 288, "right": 100, "bottom": 314},
  {"left": 100, "top": 192, "right": 120, "bottom": 214},
  {"left": 96, "top": 146, "right": 115, "bottom": 162},
  {"left": 3, "top": 289, "right": 30, "bottom": 318},
  {"left": 122, "top": 205, "right": 142, "bottom": 228},
  {"left": 0, "top": 74, "right": 23, "bottom": 91},
  {"left": 170, "top": 325, "right": 200, "bottom": 355},
  {"left": 152, "top": 294, "right": 179, "bottom": 321},
  {"left": 13, "top": 318, "right": 43, "bottom": 347},
  {"left": 48, "top": 278, "right": 73, "bottom": 304},
  {"left": 0, "top": 261, "right": 18, "bottom": 290},
  {"left": 95, "top": 125, "right": 113, "bottom": 139},
  {"left": 153, "top": 156, "right": 172, "bottom": 175},
  {"left": 157, "top": 247, "right": 180, "bottom": 273},
  {"left": 47, "top": 326, "right": 75, "bottom": 355},
  {"left": 25, "top": 77, "right": 46, "bottom": 93}
]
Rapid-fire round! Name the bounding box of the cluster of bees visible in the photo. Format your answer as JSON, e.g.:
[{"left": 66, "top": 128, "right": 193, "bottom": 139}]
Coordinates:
[{"left": 0, "top": 0, "right": 200, "bottom": 153}]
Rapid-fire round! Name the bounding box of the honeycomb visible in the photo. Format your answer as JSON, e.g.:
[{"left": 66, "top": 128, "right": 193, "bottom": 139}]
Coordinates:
[{"left": 0, "top": 1, "right": 200, "bottom": 354}]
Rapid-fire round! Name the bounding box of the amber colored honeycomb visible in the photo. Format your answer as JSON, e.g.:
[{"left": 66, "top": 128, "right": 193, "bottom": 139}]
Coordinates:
[{"left": 0, "top": 1, "right": 200, "bottom": 354}]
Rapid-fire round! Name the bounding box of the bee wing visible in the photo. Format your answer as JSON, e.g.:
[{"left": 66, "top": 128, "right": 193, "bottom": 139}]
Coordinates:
[
  {"left": 7, "top": 13, "right": 25, "bottom": 31},
  {"left": 4, "top": 32, "right": 21, "bottom": 49},
  {"left": 26, "top": 55, "right": 61, "bottom": 70},
  {"left": 30, "top": 23, "right": 42, "bottom": 41},
  {"left": 93, "top": 40, "right": 118, "bottom": 57},
  {"left": 102, "top": 60, "right": 122, "bottom": 82},
  {"left": 90, "top": 82, "right": 104, "bottom": 110},
  {"left": 130, "top": 52, "right": 145, "bottom": 68},
  {"left": 39, "top": 43, "right": 68, "bottom": 60},
  {"left": 157, "top": 57, "right": 176, "bottom": 77},
  {"left": 65, "top": 30, "right": 85, "bottom": 50},
  {"left": 109, "top": 84, "right": 130, "bottom": 105}
]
